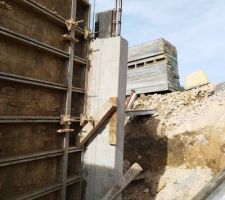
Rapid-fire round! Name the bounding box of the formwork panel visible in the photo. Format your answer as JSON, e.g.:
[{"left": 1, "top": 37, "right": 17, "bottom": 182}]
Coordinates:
[
  {"left": 0, "top": 38, "right": 66, "bottom": 84},
  {"left": 67, "top": 152, "right": 81, "bottom": 177},
  {"left": 36, "top": 192, "right": 60, "bottom": 200},
  {"left": 0, "top": 158, "right": 61, "bottom": 199},
  {"left": 0, "top": 124, "right": 62, "bottom": 158},
  {"left": 73, "top": 64, "right": 86, "bottom": 88},
  {"left": 0, "top": 0, "right": 90, "bottom": 199},
  {"left": 0, "top": 82, "right": 63, "bottom": 116},
  {"left": 74, "top": 34, "right": 87, "bottom": 59},
  {"left": 35, "top": 0, "right": 72, "bottom": 19},
  {"left": 66, "top": 183, "right": 81, "bottom": 200},
  {"left": 0, "top": 1, "right": 67, "bottom": 50},
  {"left": 76, "top": 1, "right": 89, "bottom": 29},
  {"left": 71, "top": 93, "right": 85, "bottom": 117}
]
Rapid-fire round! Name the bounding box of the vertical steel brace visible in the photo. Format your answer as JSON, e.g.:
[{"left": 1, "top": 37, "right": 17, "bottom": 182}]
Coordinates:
[{"left": 61, "top": 0, "right": 77, "bottom": 199}]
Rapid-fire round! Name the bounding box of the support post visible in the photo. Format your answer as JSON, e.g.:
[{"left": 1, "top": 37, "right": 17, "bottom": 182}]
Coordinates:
[
  {"left": 83, "top": 37, "right": 128, "bottom": 200},
  {"left": 61, "top": 0, "right": 77, "bottom": 199}
]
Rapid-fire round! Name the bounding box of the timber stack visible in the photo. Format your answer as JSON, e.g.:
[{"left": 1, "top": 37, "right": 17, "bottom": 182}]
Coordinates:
[{"left": 127, "top": 38, "right": 180, "bottom": 95}]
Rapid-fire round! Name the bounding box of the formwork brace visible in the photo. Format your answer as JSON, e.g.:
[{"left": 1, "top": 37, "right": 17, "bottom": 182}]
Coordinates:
[
  {"left": 78, "top": 97, "right": 117, "bottom": 146},
  {"left": 0, "top": 116, "right": 80, "bottom": 124},
  {"left": 65, "top": 19, "right": 84, "bottom": 31},
  {"left": 0, "top": 71, "right": 85, "bottom": 94},
  {"left": 0, "top": 147, "right": 81, "bottom": 167},
  {"left": 0, "top": 27, "right": 87, "bottom": 64}
]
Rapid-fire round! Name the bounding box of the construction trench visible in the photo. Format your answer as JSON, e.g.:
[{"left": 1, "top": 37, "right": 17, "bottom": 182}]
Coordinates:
[{"left": 0, "top": 1, "right": 225, "bottom": 200}]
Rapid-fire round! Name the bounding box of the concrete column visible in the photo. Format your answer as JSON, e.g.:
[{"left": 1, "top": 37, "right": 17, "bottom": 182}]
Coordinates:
[{"left": 83, "top": 37, "right": 128, "bottom": 200}]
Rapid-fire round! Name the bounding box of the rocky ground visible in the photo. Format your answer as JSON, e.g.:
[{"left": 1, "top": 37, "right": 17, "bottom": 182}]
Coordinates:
[{"left": 123, "top": 83, "right": 225, "bottom": 200}]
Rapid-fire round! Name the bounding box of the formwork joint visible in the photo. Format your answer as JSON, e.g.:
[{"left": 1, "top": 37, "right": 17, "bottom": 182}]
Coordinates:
[
  {"left": 62, "top": 34, "right": 79, "bottom": 43},
  {"left": 60, "top": 115, "right": 77, "bottom": 125},
  {"left": 65, "top": 18, "right": 84, "bottom": 31}
]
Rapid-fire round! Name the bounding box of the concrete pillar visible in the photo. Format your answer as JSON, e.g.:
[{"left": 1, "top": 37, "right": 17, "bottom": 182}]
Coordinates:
[{"left": 83, "top": 37, "right": 128, "bottom": 200}]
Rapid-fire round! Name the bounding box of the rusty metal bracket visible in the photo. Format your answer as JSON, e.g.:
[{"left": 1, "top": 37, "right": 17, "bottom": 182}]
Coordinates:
[
  {"left": 60, "top": 115, "right": 77, "bottom": 125},
  {"left": 57, "top": 129, "right": 74, "bottom": 134},
  {"left": 80, "top": 114, "right": 95, "bottom": 127},
  {"left": 62, "top": 34, "right": 79, "bottom": 43},
  {"left": 84, "top": 27, "right": 92, "bottom": 40},
  {"left": 65, "top": 19, "right": 84, "bottom": 31},
  {"left": 0, "top": 1, "right": 11, "bottom": 10}
]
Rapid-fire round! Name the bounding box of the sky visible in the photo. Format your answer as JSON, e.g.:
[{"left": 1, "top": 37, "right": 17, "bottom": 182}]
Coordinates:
[{"left": 90, "top": 0, "right": 225, "bottom": 85}]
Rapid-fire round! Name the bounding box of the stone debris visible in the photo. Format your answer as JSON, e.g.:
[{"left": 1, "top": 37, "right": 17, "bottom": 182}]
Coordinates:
[
  {"left": 132, "top": 83, "right": 225, "bottom": 137},
  {"left": 124, "top": 83, "right": 225, "bottom": 200}
]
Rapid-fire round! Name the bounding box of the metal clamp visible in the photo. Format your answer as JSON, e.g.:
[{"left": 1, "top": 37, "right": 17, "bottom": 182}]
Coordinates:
[
  {"left": 84, "top": 27, "right": 92, "bottom": 40},
  {"left": 60, "top": 115, "right": 76, "bottom": 125},
  {"left": 65, "top": 19, "right": 84, "bottom": 31},
  {"left": 62, "top": 34, "right": 79, "bottom": 43},
  {"left": 80, "top": 114, "right": 96, "bottom": 127}
]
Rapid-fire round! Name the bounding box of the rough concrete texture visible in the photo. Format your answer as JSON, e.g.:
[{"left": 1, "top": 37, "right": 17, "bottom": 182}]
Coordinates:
[
  {"left": 83, "top": 37, "right": 128, "bottom": 200},
  {"left": 124, "top": 83, "right": 225, "bottom": 200}
]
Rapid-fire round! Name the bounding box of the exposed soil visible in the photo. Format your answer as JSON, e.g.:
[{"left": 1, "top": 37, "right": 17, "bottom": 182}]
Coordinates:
[{"left": 123, "top": 83, "right": 225, "bottom": 200}]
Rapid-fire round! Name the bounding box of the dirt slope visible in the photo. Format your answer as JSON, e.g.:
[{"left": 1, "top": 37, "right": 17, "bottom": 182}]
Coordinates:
[{"left": 124, "top": 83, "right": 225, "bottom": 200}]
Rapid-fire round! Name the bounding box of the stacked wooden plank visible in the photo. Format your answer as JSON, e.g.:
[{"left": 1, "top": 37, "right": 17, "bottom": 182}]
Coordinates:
[{"left": 127, "top": 38, "right": 180, "bottom": 94}]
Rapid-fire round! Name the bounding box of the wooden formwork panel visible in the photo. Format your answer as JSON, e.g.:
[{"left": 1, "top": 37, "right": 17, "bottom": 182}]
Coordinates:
[
  {"left": 0, "top": 82, "right": 63, "bottom": 116},
  {"left": 1, "top": 1, "right": 67, "bottom": 50},
  {"left": 0, "top": 0, "right": 90, "bottom": 199},
  {"left": 0, "top": 38, "right": 66, "bottom": 84},
  {"left": 66, "top": 183, "right": 81, "bottom": 200},
  {"left": 0, "top": 158, "right": 61, "bottom": 199},
  {"left": 35, "top": 0, "right": 72, "bottom": 19},
  {"left": 36, "top": 192, "right": 60, "bottom": 200},
  {"left": 76, "top": 1, "right": 90, "bottom": 29},
  {"left": 74, "top": 34, "right": 87, "bottom": 59},
  {"left": 0, "top": 123, "right": 63, "bottom": 158},
  {"left": 71, "top": 93, "right": 85, "bottom": 116},
  {"left": 73, "top": 64, "right": 86, "bottom": 88}
]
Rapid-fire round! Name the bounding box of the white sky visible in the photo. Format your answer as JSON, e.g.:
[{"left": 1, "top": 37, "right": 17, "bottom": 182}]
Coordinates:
[{"left": 91, "top": 0, "right": 225, "bottom": 85}]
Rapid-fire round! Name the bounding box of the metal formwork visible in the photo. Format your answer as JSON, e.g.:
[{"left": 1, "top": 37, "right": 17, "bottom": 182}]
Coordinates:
[{"left": 0, "top": 0, "right": 90, "bottom": 199}]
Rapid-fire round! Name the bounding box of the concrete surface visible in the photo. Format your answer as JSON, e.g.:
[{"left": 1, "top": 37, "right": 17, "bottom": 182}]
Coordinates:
[{"left": 83, "top": 36, "right": 128, "bottom": 200}]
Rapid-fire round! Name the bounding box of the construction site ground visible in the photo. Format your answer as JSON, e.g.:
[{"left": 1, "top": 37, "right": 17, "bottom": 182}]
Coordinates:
[{"left": 123, "top": 83, "right": 225, "bottom": 200}]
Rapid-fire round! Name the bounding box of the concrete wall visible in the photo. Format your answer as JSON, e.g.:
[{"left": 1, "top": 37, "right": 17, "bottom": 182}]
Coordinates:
[{"left": 83, "top": 37, "right": 128, "bottom": 200}]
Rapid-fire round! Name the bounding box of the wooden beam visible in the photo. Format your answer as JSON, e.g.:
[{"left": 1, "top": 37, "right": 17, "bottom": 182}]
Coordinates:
[
  {"left": 78, "top": 97, "right": 117, "bottom": 146},
  {"left": 101, "top": 163, "right": 143, "bottom": 200},
  {"left": 109, "top": 97, "right": 118, "bottom": 145}
]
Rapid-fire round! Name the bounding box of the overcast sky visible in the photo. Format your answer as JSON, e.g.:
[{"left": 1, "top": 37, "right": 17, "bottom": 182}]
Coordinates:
[{"left": 91, "top": 0, "right": 225, "bottom": 85}]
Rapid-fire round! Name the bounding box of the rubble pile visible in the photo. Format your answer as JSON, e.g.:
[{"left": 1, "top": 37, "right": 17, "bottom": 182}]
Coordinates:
[
  {"left": 124, "top": 83, "right": 225, "bottom": 200},
  {"left": 133, "top": 83, "right": 225, "bottom": 137}
]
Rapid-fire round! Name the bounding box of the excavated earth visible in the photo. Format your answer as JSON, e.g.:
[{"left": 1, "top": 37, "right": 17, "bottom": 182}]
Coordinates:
[{"left": 123, "top": 83, "right": 225, "bottom": 200}]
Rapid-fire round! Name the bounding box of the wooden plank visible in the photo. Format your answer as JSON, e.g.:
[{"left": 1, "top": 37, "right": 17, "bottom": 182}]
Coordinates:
[
  {"left": 101, "top": 163, "right": 143, "bottom": 200},
  {"left": 109, "top": 97, "right": 118, "bottom": 145},
  {"left": 79, "top": 97, "right": 117, "bottom": 146},
  {"left": 109, "top": 113, "right": 118, "bottom": 145}
]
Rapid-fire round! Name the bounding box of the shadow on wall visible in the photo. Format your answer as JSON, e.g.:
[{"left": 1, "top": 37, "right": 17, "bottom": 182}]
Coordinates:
[{"left": 123, "top": 117, "right": 168, "bottom": 200}]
